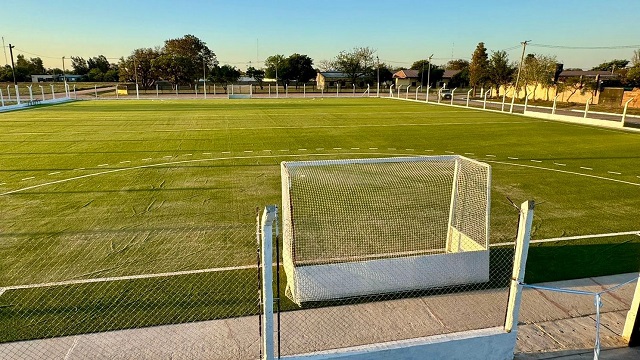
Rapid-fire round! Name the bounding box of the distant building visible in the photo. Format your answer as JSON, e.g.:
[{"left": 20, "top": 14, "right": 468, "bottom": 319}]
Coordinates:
[
  {"left": 440, "top": 70, "right": 462, "bottom": 88},
  {"left": 392, "top": 69, "right": 420, "bottom": 88},
  {"left": 316, "top": 72, "right": 365, "bottom": 89},
  {"left": 31, "top": 74, "right": 84, "bottom": 83}
]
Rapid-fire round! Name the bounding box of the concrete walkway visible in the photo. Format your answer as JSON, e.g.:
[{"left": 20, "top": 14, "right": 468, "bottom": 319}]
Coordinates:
[{"left": 1, "top": 273, "right": 637, "bottom": 359}]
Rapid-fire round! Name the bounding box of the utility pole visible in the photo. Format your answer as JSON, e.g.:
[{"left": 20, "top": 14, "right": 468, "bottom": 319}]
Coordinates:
[
  {"left": 509, "top": 40, "right": 530, "bottom": 113},
  {"left": 426, "top": 54, "right": 433, "bottom": 98},
  {"left": 62, "top": 56, "right": 68, "bottom": 97},
  {"left": 8, "top": 43, "right": 17, "bottom": 85},
  {"left": 376, "top": 55, "right": 380, "bottom": 97}
]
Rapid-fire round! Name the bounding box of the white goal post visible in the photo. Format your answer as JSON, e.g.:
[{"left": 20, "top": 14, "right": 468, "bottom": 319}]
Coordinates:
[{"left": 281, "top": 155, "right": 491, "bottom": 305}]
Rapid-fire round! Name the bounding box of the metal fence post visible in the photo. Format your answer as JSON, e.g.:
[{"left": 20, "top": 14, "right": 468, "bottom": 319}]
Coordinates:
[
  {"left": 505, "top": 200, "right": 535, "bottom": 333},
  {"left": 261, "top": 205, "right": 277, "bottom": 360}
]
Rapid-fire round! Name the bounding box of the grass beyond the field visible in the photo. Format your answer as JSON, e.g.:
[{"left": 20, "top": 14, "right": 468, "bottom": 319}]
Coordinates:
[{"left": 1, "top": 98, "right": 639, "bottom": 341}]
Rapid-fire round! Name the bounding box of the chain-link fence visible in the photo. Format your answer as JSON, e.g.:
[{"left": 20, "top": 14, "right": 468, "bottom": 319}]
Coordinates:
[{"left": 0, "top": 226, "right": 263, "bottom": 359}]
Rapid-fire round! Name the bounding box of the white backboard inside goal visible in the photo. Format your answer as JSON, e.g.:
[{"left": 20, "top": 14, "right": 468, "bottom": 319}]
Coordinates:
[{"left": 281, "top": 155, "right": 491, "bottom": 305}]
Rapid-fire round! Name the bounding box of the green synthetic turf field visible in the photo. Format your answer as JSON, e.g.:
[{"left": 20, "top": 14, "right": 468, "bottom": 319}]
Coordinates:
[{"left": 1, "top": 98, "right": 639, "bottom": 341}]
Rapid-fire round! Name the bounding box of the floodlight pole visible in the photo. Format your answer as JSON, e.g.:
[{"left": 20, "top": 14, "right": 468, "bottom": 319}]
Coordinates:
[{"left": 510, "top": 40, "right": 530, "bottom": 113}]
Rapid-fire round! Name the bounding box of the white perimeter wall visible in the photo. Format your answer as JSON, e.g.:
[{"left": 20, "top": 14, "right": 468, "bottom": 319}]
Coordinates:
[{"left": 284, "top": 327, "right": 516, "bottom": 360}]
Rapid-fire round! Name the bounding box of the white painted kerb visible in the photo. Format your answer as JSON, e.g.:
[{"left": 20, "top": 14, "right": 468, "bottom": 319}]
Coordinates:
[{"left": 284, "top": 327, "right": 517, "bottom": 360}]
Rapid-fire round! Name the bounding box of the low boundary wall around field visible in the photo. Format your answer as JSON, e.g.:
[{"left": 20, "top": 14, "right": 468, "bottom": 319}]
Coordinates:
[
  {"left": 0, "top": 97, "right": 73, "bottom": 113},
  {"left": 523, "top": 110, "right": 625, "bottom": 130},
  {"left": 285, "top": 328, "right": 516, "bottom": 360}
]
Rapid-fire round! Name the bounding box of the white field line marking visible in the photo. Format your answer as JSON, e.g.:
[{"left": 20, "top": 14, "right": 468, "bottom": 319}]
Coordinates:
[
  {"left": 333, "top": 147, "right": 342, "bottom": 150},
  {"left": 0, "top": 183, "right": 5, "bottom": 186},
  {"left": 445, "top": 151, "right": 454, "bottom": 154},
  {"left": 298, "top": 148, "right": 307, "bottom": 151},
  {"left": 580, "top": 166, "right": 593, "bottom": 170},
  {"left": 486, "top": 160, "right": 640, "bottom": 187},
  {"left": 369, "top": 147, "right": 377, "bottom": 150},
  {"left": 0, "top": 264, "right": 258, "bottom": 292},
  {"left": 21, "top": 177, "right": 35, "bottom": 181},
  {"left": 491, "top": 230, "right": 640, "bottom": 247},
  {"left": 244, "top": 150, "right": 253, "bottom": 153},
  {"left": 142, "top": 158, "right": 152, "bottom": 161},
  {"left": 262, "top": 150, "right": 271, "bottom": 152},
  {"left": 202, "top": 152, "right": 212, "bottom": 155},
  {"left": 73, "top": 168, "right": 85, "bottom": 171},
  {"left": 0, "top": 153, "right": 405, "bottom": 196},
  {"left": 163, "top": 156, "right": 172, "bottom": 158},
  {"left": 608, "top": 171, "right": 622, "bottom": 175},
  {"left": 119, "top": 161, "right": 131, "bottom": 164},
  {"left": 279, "top": 149, "right": 289, "bottom": 152},
  {"left": 222, "top": 151, "right": 231, "bottom": 154},
  {"left": 48, "top": 171, "right": 61, "bottom": 175},
  {"left": 23, "top": 120, "right": 533, "bottom": 134},
  {"left": 531, "top": 160, "right": 542, "bottom": 163},
  {"left": 637, "top": 176, "right": 640, "bottom": 179},
  {"left": 508, "top": 157, "right": 519, "bottom": 160},
  {"left": 406, "top": 148, "right": 414, "bottom": 151},
  {"left": 97, "top": 164, "right": 108, "bottom": 167},
  {"left": 316, "top": 148, "right": 324, "bottom": 150},
  {"left": 351, "top": 147, "right": 360, "bottom": 150},
  {"left": 388, "top": 147, "right": 396, "bottom": 150},
  {"left": 554, "top": 163, "right": 566, "bottom": 166},
  {"left": 5, "top": 153, "right": 639, "bottom": 197},
  {"left": 184, "top": 154, "right": 192, "bottom": 156},
  {"left": 425, "top": 150, "right": 433, "bottom": 152},
  {"left": 486, "top": 154, "right": 496, "bottom": 157}
]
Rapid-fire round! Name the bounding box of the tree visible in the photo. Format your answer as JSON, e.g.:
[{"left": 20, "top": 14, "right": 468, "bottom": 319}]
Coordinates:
[
  {"left": 373, "top": 62, "right": 394, "bottom": 84},
  {"left": 264, "top": 54, "right": 288, "bottom": 85},
  {"left": 316, "top": 59, "right": 335, "bottom": 72},
  {"left": 246, "top": 66, "right": 265, "bottom": 89},
  {"left": 154, "top": 34, "right": 217, "bottom": 85},
  {"left": 409, "top": 60, "right": 444, "bottom": 87},
  {"left": 591, "top": 59, "right": 629, "bottom": 72},
  {"left": 446, "top": 59, "right": 470, "bottom": 71},
  {"left": 71, "top": 56, "right": 89, "bottom": 75},
  {"left": 557, "top": 76, "right": 595, "bottom": 102},
  {"left": 521, "top": 54, "right": 557, "bottom": 100},
  {"left": 632, "top": 50, "right": 640, "bottom": 67},
  {"left": 469, "top": 42, "right": 490, "bottom": 95},
  {"left": 286, "top": 53, "right": 316, "bottom": 87},
  {"left": 87, "top": 55, "right": 111, "bottom": 73},
  {"left": 119, "top": 48, "right": 161, "bottom": 88},
  {"left": 209, "top": 64, "right": 240, "bottom": 90},
  {"left": 333, "top": 47, "right": 376, "bottom": 85},
  {"left": 627, "top": 66, "right": 640, "bottom": 87},
  {"left": 488, "top": 50, "right": 515, "bottom": 97}
]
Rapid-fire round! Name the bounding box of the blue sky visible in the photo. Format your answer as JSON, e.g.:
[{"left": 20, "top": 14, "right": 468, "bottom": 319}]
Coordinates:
[{"left": 3, "top": 0, "right": 640, "bottom": 70}]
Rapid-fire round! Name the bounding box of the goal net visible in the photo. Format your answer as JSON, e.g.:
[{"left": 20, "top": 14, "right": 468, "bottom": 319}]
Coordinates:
[{"left": 281, "top": 155, "right": 491, "bottom": 305}]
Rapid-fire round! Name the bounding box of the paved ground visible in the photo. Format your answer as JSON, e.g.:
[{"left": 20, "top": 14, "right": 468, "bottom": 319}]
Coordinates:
[{"left": 1, "top": 273, "right": 637, "bottom": 359}]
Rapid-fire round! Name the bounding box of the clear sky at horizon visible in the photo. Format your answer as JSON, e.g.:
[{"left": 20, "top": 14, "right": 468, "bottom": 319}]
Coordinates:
[{"left": 2, "top": 0, "right": 640, "bottom": 70}]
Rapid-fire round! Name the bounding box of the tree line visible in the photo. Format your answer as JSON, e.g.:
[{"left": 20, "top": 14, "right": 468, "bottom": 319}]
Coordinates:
[{"left": 2, "top": 35, "right": 640, "bottom": 95}]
